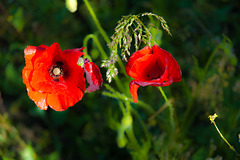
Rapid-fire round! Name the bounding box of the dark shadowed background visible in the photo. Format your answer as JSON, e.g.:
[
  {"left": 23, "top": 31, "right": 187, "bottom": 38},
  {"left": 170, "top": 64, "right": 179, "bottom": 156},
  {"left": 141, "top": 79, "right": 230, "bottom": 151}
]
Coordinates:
[{"left": 0, "top": 0, "right": 240, "bottom": 159}]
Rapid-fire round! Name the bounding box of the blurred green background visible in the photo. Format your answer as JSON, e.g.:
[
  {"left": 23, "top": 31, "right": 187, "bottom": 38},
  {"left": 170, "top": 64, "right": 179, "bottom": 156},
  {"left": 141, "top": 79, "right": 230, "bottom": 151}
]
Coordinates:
[{"left": 0, "top": 0, "right": 240, "bottom": 159}]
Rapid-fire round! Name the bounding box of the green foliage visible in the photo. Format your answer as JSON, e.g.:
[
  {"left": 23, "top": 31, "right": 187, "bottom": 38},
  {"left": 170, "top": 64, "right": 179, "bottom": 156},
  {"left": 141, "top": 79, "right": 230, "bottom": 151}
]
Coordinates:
[
  {"left": 0, "top": 0, "right": 240, "bottom": 159},
  {"left": 8, "top": 7, "right": 25, "bottom": 33},
  {"left": 20, "top": 145, "right": 37, "bottom": 160}
]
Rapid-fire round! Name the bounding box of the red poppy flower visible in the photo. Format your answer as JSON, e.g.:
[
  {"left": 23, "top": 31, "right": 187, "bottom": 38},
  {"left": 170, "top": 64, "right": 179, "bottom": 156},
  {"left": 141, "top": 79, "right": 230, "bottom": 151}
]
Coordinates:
[
  {"left": 22, "top": 43, "right": 102, "bottom": 111},
  {"left": 126, "top": 45, "right": 182, "bottom": 103}
]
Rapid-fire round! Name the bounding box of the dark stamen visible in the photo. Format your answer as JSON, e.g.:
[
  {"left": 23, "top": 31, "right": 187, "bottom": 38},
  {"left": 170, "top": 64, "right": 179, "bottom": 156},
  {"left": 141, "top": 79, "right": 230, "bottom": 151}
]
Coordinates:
[{"left": 56, "top": 61, "right": 63, "bottom": 66}]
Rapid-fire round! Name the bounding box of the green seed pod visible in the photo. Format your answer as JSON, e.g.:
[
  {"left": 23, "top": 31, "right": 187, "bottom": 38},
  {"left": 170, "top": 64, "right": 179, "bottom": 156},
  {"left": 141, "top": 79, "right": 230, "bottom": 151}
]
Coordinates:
[
  {"left": 117, "top": 130, "right": 128, "bottom": 148},
  {"left": 121, "top": 114, "right": 132, "bottom": 129}
]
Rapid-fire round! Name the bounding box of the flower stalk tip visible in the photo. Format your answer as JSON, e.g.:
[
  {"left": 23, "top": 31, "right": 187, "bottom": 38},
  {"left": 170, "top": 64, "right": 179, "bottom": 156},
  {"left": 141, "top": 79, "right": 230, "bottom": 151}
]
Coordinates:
[
  {"left": 208, "top": 113, "right": 218, "bottom": 123},
  {"left": 208, "top": 113, "right": 240, "bottom": 156}
]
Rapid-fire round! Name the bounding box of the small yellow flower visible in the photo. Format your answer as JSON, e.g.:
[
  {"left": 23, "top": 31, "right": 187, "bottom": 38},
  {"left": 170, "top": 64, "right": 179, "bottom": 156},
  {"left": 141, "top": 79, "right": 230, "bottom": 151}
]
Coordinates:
[{"left": 208, "top": 113, "right": 218, "bottom": 123}]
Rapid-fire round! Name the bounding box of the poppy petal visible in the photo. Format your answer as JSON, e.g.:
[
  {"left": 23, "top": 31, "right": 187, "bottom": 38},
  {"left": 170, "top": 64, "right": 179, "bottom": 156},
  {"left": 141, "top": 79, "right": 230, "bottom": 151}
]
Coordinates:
[
  {"left": 129, "top": 81, "right": 139, "bottom": 103},
  {"left": 24, "top": 46, "right": 46, "bottom": 62},
  {"left": 126, "top": 46, "right": 151, "bottom": 76},
  {"left": 153, "top": 45, "right": 182, "bottom": 82},
  {"left": 62, "top": 47, "right": 85, "bottom": 65},
  {"left": 47, "top": 88, "right": 84, "bottom": 111},
  {"left": 128, "top": 54, "right": 166, "bottom": 81},
  {"left": 84, "top": 61, "right": 103, "bottom": 92},
  {"left": 27, "top": 87, "right": 48, "bottom": 110},
  {"left": 22, "top": 67, "right": 32, "bottom": 88},
  {"left": 47, "top": 93, "right": 68, "bottom": 111}
]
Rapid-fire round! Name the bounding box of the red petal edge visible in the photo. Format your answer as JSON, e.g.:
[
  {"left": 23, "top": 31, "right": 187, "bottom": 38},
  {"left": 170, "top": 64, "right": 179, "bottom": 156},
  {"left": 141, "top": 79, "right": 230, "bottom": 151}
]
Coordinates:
[{"left": 129, "top": 81, "right": 139, "bottom": 103}]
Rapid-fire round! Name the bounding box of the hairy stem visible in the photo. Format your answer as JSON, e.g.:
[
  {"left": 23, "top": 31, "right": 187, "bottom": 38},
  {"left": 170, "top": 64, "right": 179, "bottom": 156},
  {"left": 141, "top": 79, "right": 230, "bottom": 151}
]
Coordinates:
[
  {"left": 102, "top": 87, "right": 155, "bottom": 115},
  {"left": 158, "top": 87, "right": 175, "bottom": 131},
  {"left": 83, "top": 0, "right": 126, "bottom": 78},
  {"left": 131, "top": 107, "right": 151, "bottom": 142},
  {"left": 83, "top": 34, "right": 108, "bottom": 60},
  {"left": 125, "top": 125, "right": 140, "bottom": 150},
  {"left": 103, "top": 84, "right": 155, "bottom": 114},
  {"left": 83, "top": 0, "right": 110, "bottom": 44}
]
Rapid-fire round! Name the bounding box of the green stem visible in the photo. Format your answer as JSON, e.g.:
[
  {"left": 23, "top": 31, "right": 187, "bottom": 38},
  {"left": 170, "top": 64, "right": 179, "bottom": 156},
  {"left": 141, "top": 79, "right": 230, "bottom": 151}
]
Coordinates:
[
  {"left": 124, "top": 100, "right": 131, "bottom": 114},
  {"left": 104, "top": 79, "right": 125, "bottom": 99},
  {"left": 82, "top": 34, "right": 125, "bottom": 93},
  {"left": 114, "top": 75, "right": 126, "bottom": 93},
  {"left": 83, "top": 34, "right": 108, "bottom": 60},
  {"left": 123, "top": 101, "right": 140, "bottom": 150},
  {"left": 82, "top": 36, "right": 125, "bottom": 92},
  {"left": 210, "top": 119, "right": 240, "bottom": 157},
  {"left": 119, "top": 100, "right": 127, "bottom": 117},
  {"left": 83, "top": 0, "right": 127, "bottom": 78},
  {"left": 180, "top": 82, "right": 201, "bottom": 132},
  {"left": 204, "top": 45, "right": 220, "bottom": 72},
  {"left": 158, "top": 87, "right": 175, "bottom": 131},
  {"left": 131, "top": 107, "right": 151, "bottom": 142},
  {"left": 126, "top": 125, "right": 140, "bottom": 150},
  {"left": 212, "top": 122, "right": 237, "bottom": 153},
  {"left": 83, "top": 0, "right": 110, "bottom": 44},
  {"left": 102, "top": 91, "right": 154, "bottom": 114}
]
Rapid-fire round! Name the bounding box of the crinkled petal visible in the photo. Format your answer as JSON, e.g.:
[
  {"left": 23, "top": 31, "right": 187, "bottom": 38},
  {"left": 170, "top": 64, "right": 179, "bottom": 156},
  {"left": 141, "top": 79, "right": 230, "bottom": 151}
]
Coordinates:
[
  {"left": 128, "top": 54, "right": 166, "bottom": 81},
  {"left": 153, "top": 45, "right": 182, "bottom": 82},
  {"left": 24, "top": 46, "right": 46, "bottom": 71},
  {"left": 84, "top": 62, "right": 103, "bottom": 92},
  {"left": 27, "top": 87, "right": 48, "bottom": 110},
  {"left": 126, "top": 46, "right": 151, "bottom": 76},
  {"left": 30, "top": 62, "right": 61, "bottom": 93},
  {"left": 47, "top": 88, "right": 84, "bottom": 111},
  {"left": 22, "top": 66, "right": 33, "bottom": 89}
]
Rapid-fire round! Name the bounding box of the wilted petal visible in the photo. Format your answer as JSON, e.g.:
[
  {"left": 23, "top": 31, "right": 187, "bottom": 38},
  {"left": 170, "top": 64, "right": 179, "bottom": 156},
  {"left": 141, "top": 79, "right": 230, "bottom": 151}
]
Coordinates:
[{"left": 84, "top": 61, "right": 103, "bottom": 92}]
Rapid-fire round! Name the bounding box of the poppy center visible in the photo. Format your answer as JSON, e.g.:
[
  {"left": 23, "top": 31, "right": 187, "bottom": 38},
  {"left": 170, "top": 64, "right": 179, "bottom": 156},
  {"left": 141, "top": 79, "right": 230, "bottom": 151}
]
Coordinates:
[
  {"left": 49, "top": 61, "right": 64, "bottom": 80},
  {"left": 53, "top": 67, "right": 61, "bottom": 76}
]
